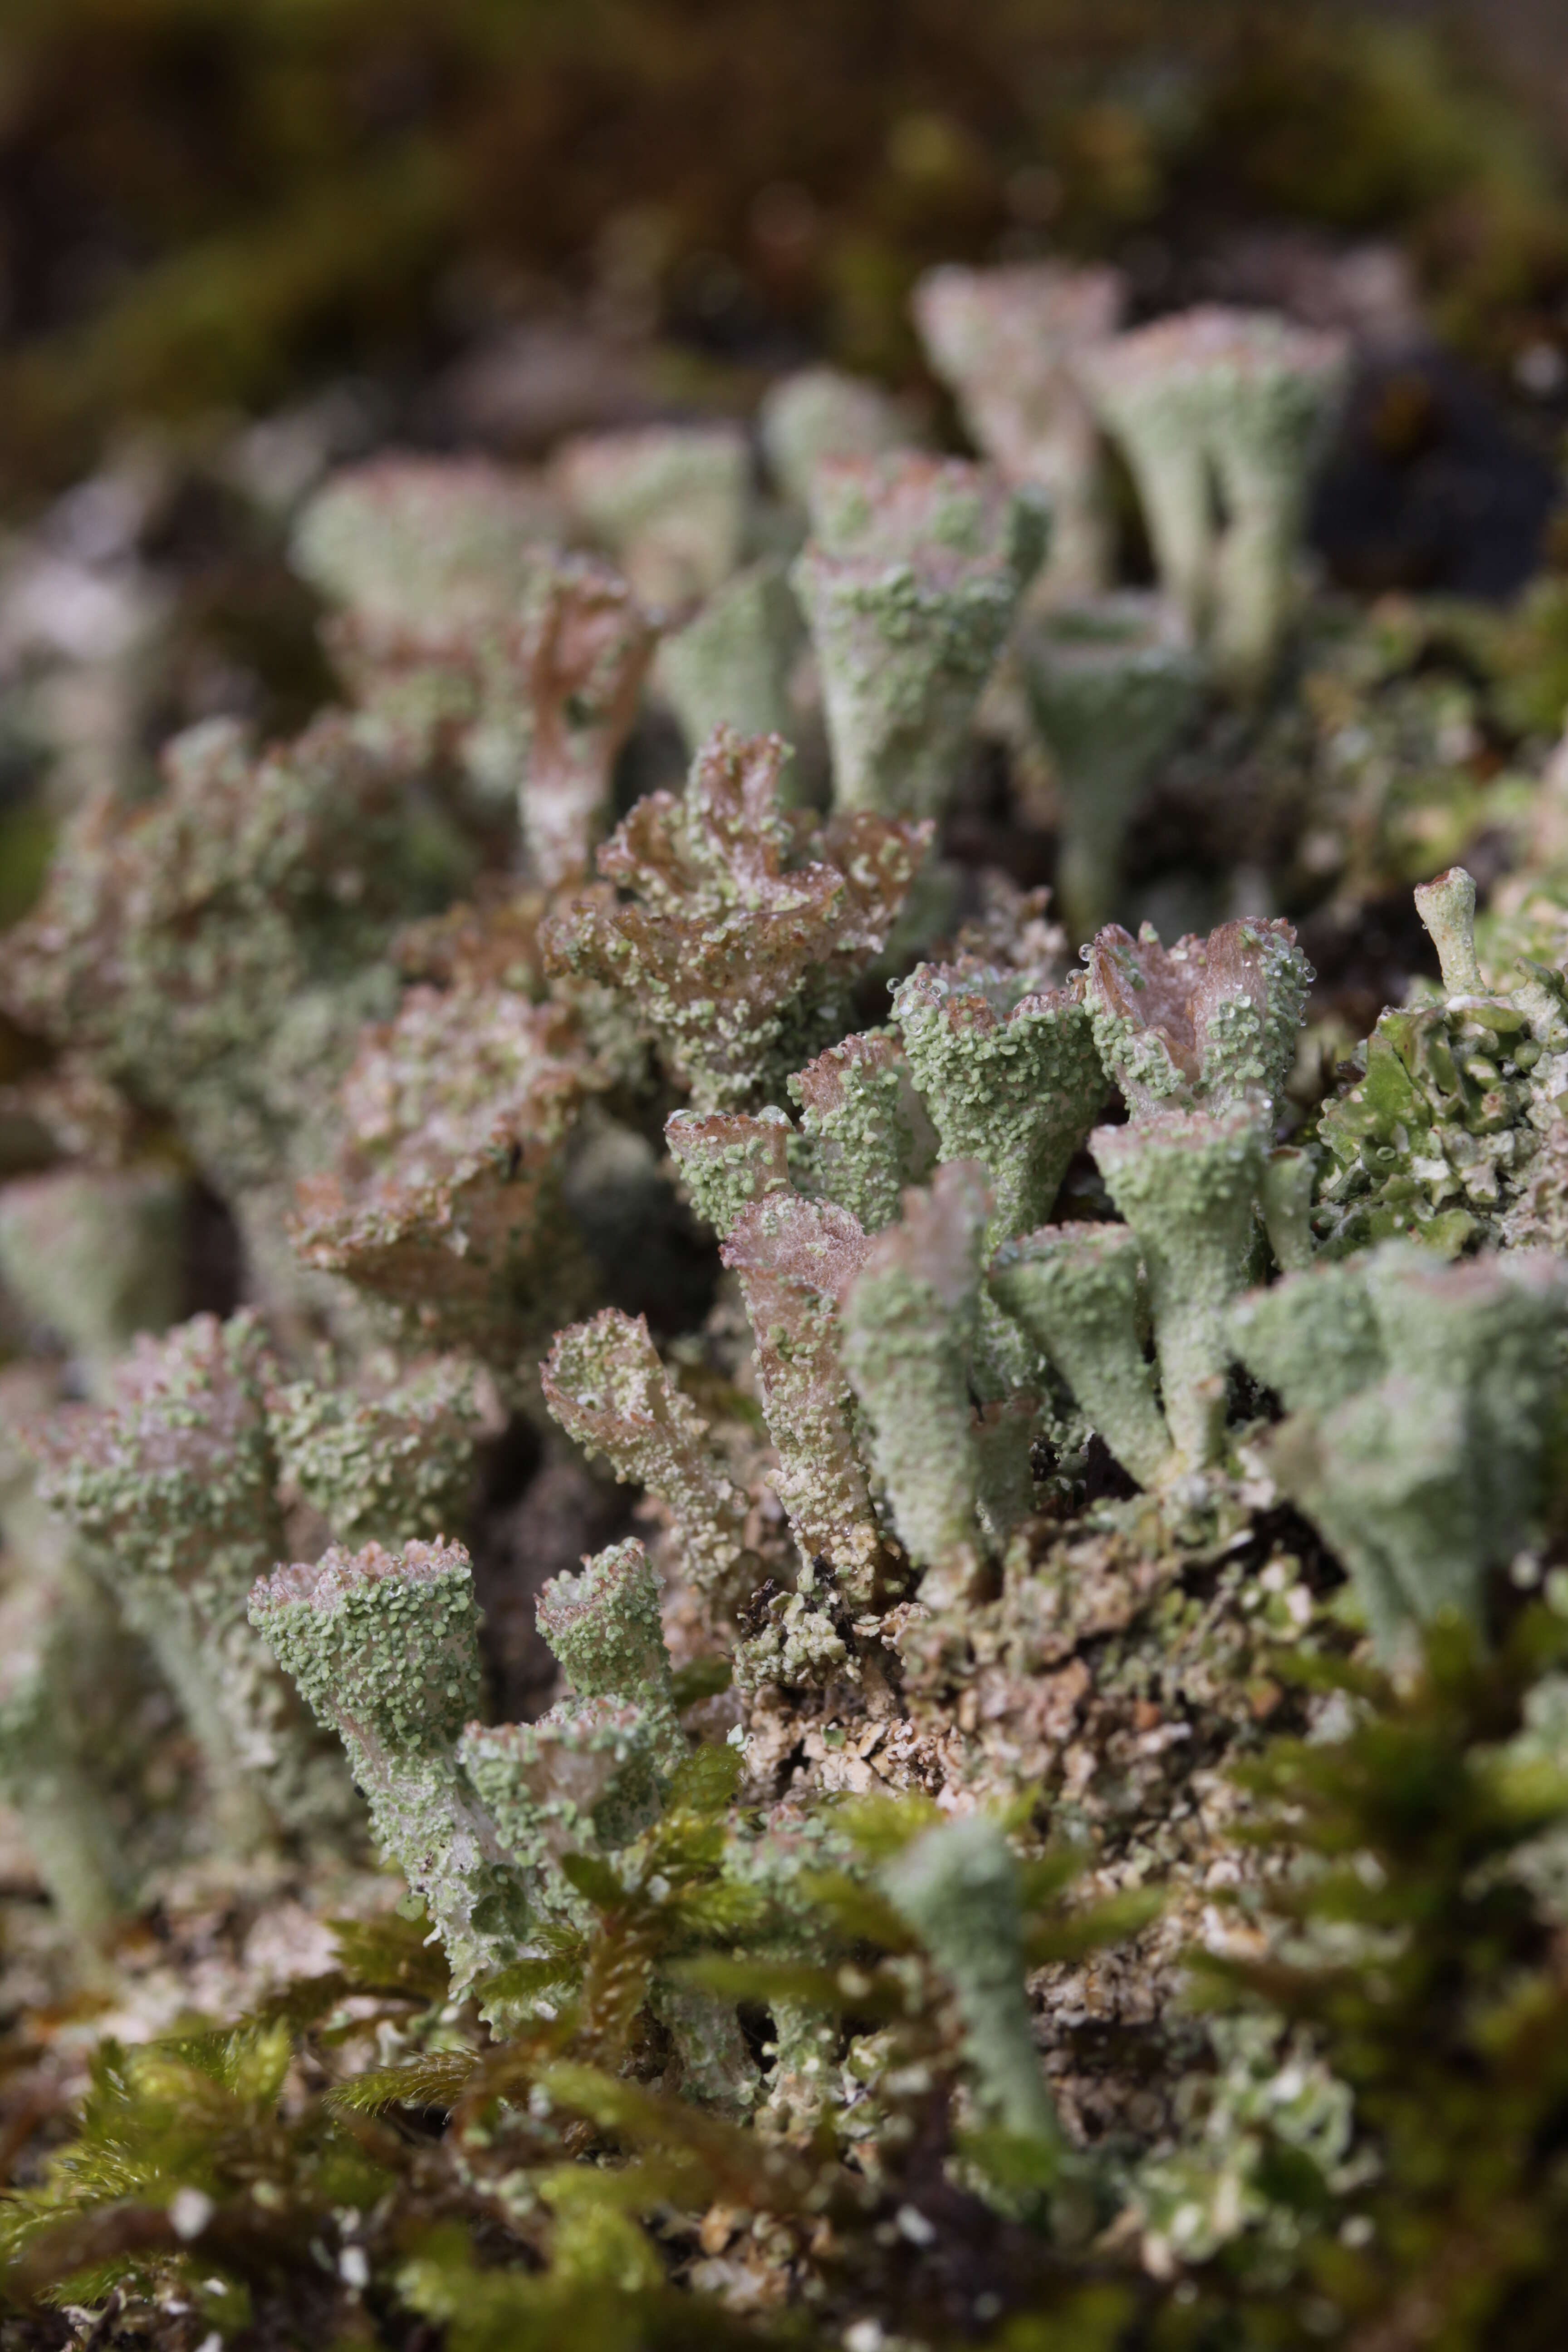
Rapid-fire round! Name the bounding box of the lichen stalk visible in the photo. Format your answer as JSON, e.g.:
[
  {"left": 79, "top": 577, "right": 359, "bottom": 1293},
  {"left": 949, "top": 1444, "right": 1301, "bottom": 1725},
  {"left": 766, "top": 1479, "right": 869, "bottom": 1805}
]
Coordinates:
[
  {"left": 841, "top": 1161, "right": 993, "bottom": 1609},
  {"left": 1017, "top": 593, "right": 1203, "bottom": 941},
  {"left": 1092, "top": 1109, "right": 1265, "bottom": 1472},
  {"left": 250, "top": 1537, "right": 528, "bottom": 1986},
  {"left": 912, "top": 260, "right": 1126, "bottom": 601},
  {"left": 0, "top": 1582, "right": 128, "bottom": 1940},
  {"left": 882, "top": 1815, "right": 1065, "bottom": 2151},
  {"left": 792, "top": 454, "right": 1047, "bottom": 821},
  {"left": 32, "top": 1313, "right": 349, "bottom": 1851},
  {"left": 1080, "top": 307, "right": 1349, "bottom": 697},
  {"left": 720, "top": 1191, "right": 884, "bottom": 1603},
  {"left": 542, "top": 1309, "right": 757, "bottom": 1618},
  {"left": 991, "top": 1223, "right": 1175, "bottom": 1490},
  {"left": 517, "top": 556, "right": 657, "bottom": 888},
  {"left": 534, "top": 1538, "right": 685, "bottom": 1769},
  {"left": 657, "top": 559, "right": 802, "bottom": 756}
]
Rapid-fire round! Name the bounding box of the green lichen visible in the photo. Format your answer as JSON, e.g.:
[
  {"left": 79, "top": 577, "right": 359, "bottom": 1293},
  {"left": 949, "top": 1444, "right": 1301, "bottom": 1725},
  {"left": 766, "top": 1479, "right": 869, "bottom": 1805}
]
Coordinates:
[
  {"left": 541, "top": 1309, "right": 756, "bottom": 1617},
  {"left": 1093, "top": 1107, "right": 1265, "bottom": 1474},
  {"left": 1235, "top": 1245, "right": 1568, "bottom": 1651},
  {"left": 0, "top": 708, "right": 465, "bottom": 1331},
  {"left": 250, "top": 1536, "right": 529, "bottom": 1986},
  {"left": 656, "top": 558, "right": 802, "bottom": 756},
  {"left": 1082, "top": 306, "right": 1349, "bottom": 696},
  {"left": 759, "top": 367, "right": 915, "bottom": 514},
  {"left": 1084, "top": 915, "right": 1313, "bottom": 1126},
  {"left": 793, "top": 454, "right": 1048, "bottom": 820},
  {"left": 893, "top": 958, "right": 1105, "bottom": 1245},
  {"left": 0, "top": 1166, "right": 186, "bottom": 1389},
  {"left": 34, "top": 1312, "right": 351, "bottom": 1849},
  {"left": 912, "top": 260, "right": 1125, "bottom": 602},
  {"left": 721, "top": 1190, "right": 885, "bottom": 1604},
  {"left": 552, "top": 425, "right": 750, "bottom": 611},
  {"left": 1229, "top": 1255, "right": 1387, "bottom": 1418},
  {"left": 544, "top": 726, "right": 927, "bottom": 1111},
  {"left": 534, "top": 1537, "right": 685, "bottom": 1769},
  {"left": 16, "top": 227, "right": 1568, "bottom": 2352},
  {"left": 733, "top": 1580, "right": 851, "bottom": 1695},
  {"left": 459, "top": 1700, "right": 663, "bottom": 1873},
  {"left": 265, "top": 1355, "right": 485, "bottom": 1549},
  {"left": 1259, "top": 1145, "right": 1318, "bottom": 1274},
  {"left": 788, "top": 1028, "right": 931, "bottom": 1234},
  {"left": 1018, "top": 592, "right": 1204, "bottom": 941},
  {"left": 664, "top": 1104, "right": 794, "bottom": 1240},
  {"left": 881, "top": 1814, "right": 1065, "bottom": 2154},
  {"left": 288, "top": 983, "right": 600, "bottom": 1379},
  {"left": 1315, "top": 866, "right": 1566, "bottom": 1258},
  {"left": 991, "top": 1222, "right": 1175, "bottom": 1491},
  {"left": 292, "top": 454, "right": 560, "bottom": 641},
  {"left": 842, "top": 1161, "right": 993, "bottom": 1610},
  {"left": 0, "top": 1580, "right": 128, "bottom": 1940}
]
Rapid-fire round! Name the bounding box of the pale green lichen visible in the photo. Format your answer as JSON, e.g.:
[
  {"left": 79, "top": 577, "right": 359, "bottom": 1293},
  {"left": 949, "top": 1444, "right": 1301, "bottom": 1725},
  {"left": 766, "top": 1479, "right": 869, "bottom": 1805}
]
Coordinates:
[
  {"left": 1084, "top": 916, "right": 1313, "bottom": 1127},
  {"left": 0, "top": 1580, "right": 128, "bottom": 1940},
  {"left": 721, "top": 1190, "right": 885, "bottom": 1603},
  {"left": 841, "top": 1161, "right": 994, "bottom": 1611},
  {"left": 290, "top": 453, "right": 564, "bottom": 816},
  {"left": 459, "top": 1700, "right": 663, "bottom": 1874},
  {"left": 34, "top": 1312, "right": 352, "bottom": 1850},
  {"left": 1259, "top": 1147, "right": 1318, "bottom": 1274},
  {"left": 793, "top": 454, "right": 1048, "bottom": 820},
  {"left": 1017, "top": 593, "right": 1204, "bottom": 941},
  {"left": 0, "top": 1165, "right": 186, "bottom": 1392},
  {"left": 759, "top": 367, "right": 916, "bottom": 514},
  {"left": 913, "top": 260, "right": 1125, "bottom": 602},
  {"left": 1131, "top": 2014, "right": 1359, "bottom": 2276},
  {"left": 288, "top": 983, "right": 600, "bottom": 1378},
  {"left": 733, "top": 1580, "right": 851, "bottom": 1696},
  {"left": 1229, "top": 1257, "right": 1387, "bottom": 1420},
  {"left": 250, "top": 1535, "right": 529, "bottom": 1986},
  {"left": 1092, "top": 1108, "right": 1265, "bottom": 1474},
  {"left": 534, "top": 1537, "right": 685, "bottom": 1769},
  {"left": 990, "top": 1222, "right": 1175, "bottom": 1491},
  {"left": 1235, "top": 1245, "right": 1568, "bottom": 1651},
  {"left": 552, "top": 425, "right": 750, "bottom": 610},
  {"left": 665, "top": 1104, "right": 794, "bottom": 1240},
  {"left": 266, "top": 1355, "right": 485, "bottom": 1549},
  {"left": 656, "top": 559, "right": 802, "bottom": 756},
  {"left": 789, "top": 1029, "right": 932, "bottom": 1234},
  {"left": 291, "top": 453, "right": 561, "bottom": 640},
  {"left": 541, "top": 1308, "right": 756, "bottom": 1617},
  {"left": 894, "top": 957, "right": 1105, "bottom": 1392},
  {"left": 18, "top": 270, "right": 1568, "bottom": 2341},
  {"left": 0, "top": 709, "right": 464, "bottom": 1332},
  {"left": 893, "top": 959, "right": 1105, "bottom": 1245},
  {"left": 1414, "top": 865, "right": 1487, "bottom": 996},
  {"left": 1081, "top": 306, "right": 1349, "bottom": 696},
  {"left": 882, "top": 1814, "right": 1064, "bottom": 2151},
  {"left": 544, "top": 726, "right": 928, "bottom": 1112}
]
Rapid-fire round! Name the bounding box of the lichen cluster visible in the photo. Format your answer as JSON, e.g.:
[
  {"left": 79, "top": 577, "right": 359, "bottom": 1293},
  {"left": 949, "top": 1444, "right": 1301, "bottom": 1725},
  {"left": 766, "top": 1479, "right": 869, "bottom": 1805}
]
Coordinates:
[{"left": 7, "top": 256, "right": 1568, "bottom": 2352}]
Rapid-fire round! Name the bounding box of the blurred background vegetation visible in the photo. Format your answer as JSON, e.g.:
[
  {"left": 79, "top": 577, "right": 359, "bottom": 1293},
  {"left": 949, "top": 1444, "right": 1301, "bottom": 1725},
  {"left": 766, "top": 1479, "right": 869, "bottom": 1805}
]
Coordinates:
[{"left": 4, "top": 0, "right": 1568, "bottom": 500}]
